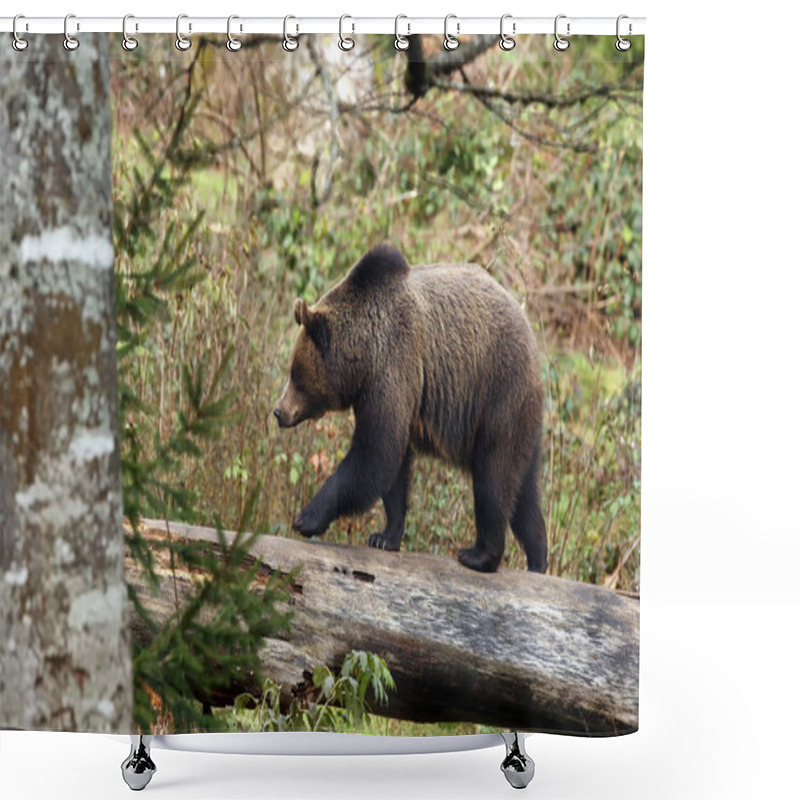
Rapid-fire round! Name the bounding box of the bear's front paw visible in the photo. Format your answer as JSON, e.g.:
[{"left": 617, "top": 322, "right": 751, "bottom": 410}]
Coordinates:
[
  {"left": 292, "top": 505, "right": 329, "bottom": 539},
  {"left": 367, "top": 531, "right": 401, "bottom": 552}
]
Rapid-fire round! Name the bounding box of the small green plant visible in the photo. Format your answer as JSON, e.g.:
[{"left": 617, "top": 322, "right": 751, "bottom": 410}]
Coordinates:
[
  {"left": 224, "top": 452, "right": 251, "bottom": 484},
  {"left": 131, "top": 492, "right": 295, "bottom": 733},
  {"left": 220, "top": 650, "right": 395, "bottom": 733}
]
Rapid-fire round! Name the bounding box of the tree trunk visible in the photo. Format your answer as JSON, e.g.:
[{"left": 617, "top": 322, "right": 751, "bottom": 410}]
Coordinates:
[
  {"left": 130, "top": 520, "right": 638, "bottom": 735},
  {"left": 0, "top": 36, "right": 132, "bottom": 732}
]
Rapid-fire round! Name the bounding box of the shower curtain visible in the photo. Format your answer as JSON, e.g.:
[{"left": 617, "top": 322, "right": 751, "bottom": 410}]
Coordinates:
[{"left": 1, "top": 24, "right": 643, "bottom": 743}]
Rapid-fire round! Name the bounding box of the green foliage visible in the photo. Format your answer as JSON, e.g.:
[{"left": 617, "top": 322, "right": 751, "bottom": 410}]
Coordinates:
[
  {"left": 219, "top": 650, "right": 395, "bottom": 733},
  {"left": 113, "top": 62, "right": 294, "bottom": 731},
  {"left": 543, "top": 353, "right": 641, "bottom": 588},
  {"left": 131, "top": 500, "right": 294, "bottom": 732},
  {"left": 543, "top": 146, "right": 643, "bottom": 349},
  {"left": 110, "top": 34, "right": 642, "bottom": 612}
]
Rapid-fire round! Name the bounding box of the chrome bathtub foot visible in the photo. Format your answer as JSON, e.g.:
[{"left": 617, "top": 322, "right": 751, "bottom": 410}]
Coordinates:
[
  {"left": 121, "top": 735, "right": 156, "bottom": 791},
  {"left": 500, "top": 732, "right": 535, "bottom": 789}
]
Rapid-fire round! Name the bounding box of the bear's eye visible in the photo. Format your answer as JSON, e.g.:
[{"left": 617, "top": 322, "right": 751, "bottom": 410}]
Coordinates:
[{"left": 290, "top": 365, "right": 299, "bottom": 384}]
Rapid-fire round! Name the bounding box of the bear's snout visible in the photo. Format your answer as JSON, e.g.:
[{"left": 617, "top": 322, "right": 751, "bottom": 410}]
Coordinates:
[
  {"left": 273, "top": 404, "right": 296, "bottom": 428},
  {"left": 274, "top": 382, "right": 306, "bottom": 428}
]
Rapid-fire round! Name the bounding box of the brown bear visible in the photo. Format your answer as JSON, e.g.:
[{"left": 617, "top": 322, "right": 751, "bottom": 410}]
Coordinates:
[{"left": 274, "top": 245, "right": 547, "bottom": 573}]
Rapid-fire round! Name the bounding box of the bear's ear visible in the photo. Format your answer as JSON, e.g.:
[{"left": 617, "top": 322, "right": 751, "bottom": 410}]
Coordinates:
[
  {"left": 306, "top": 311, "right": 331, "bottom": 355},
  {"left": 294, "top": 298, "right": 330, "bottom": 353},
  {"left": 294, "top": 298, "right": 310, "bottom": 328}
]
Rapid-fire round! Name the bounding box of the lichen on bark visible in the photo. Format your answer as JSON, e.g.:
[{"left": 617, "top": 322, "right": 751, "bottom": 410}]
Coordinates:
[{"left": 1, "top": 35, "right": 132, "bottom": 732}]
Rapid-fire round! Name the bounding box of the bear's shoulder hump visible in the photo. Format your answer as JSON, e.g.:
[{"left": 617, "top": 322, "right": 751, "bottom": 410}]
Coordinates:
[{"left": 347, "top": 245, "right": 410, "bottom": 291}]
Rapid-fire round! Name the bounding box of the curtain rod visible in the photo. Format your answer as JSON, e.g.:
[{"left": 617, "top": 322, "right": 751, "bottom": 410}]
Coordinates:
[{"left": 1, "top": 16, "right": 646, "bottom": 37}]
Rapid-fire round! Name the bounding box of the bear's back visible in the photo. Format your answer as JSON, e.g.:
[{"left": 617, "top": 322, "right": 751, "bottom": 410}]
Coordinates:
[
  {"left": 408, "top": 263, "right": 536, "bottom": 365},
  {"left": 406, "top": 263, "right": 541, "bottom": 465}
]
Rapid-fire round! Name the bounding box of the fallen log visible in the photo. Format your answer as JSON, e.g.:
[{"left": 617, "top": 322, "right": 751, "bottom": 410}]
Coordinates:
[{"left": 127, "top": 519, "right": 639, "bottom": 735}]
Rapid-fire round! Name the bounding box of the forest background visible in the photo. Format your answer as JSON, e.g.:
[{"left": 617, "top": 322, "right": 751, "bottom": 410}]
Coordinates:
[{"left": 111, "top": 32, "right": 643, "bottom": 732}]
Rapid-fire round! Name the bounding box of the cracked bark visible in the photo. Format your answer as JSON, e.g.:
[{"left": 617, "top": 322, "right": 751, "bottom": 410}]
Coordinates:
[{"left": 131, "top": 520, "right": 639, "bottom": 734}]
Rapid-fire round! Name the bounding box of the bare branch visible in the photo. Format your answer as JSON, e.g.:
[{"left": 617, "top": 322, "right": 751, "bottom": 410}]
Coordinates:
[
  {"left": 427, "top": 34, "right": 498, "bottom": 78},
  {"left": 432, "top": 80, "right": 643, "bottom": 109},
  {"left": 404, "top": 34, "right": 497, "bottom": 99},
  {"left": 197, "top": 34, "right": 282, "bottom": 50}
]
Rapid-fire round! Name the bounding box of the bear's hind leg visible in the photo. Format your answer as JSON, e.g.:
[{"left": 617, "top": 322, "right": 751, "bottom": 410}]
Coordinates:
[
  {"left": 459, "top": 448, "right": 513, "bottom": 573},
  {"left": 510, "top": 449, "right": 548, "bottom": 573},
  {"left": 368, "top": 446, "right": 412, "bottom": 552}
]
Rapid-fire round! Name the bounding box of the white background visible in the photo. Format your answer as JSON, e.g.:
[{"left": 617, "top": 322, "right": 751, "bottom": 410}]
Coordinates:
[{"left": 3, "top": 1, "right": 799, "bottom": 798}]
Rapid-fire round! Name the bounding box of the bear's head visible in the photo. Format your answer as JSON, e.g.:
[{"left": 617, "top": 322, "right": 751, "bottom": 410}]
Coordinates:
[{"left": 273, "top": 298, "right": 343, "bottom": 428}]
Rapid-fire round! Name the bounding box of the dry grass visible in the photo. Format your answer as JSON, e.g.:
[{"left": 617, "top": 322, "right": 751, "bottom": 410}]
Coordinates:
[{"left": 112, "top": 34, "right": 642, "bottom": 592}]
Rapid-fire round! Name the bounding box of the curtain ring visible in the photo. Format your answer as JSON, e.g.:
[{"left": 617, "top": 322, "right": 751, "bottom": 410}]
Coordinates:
[
  {"left": 443, "top": 14, "right": 459, "bottom": 51},
  {"left": 12, "top": 14, "right": 29, "bottom": 51},
  {"left": 499, "top": 14, "right": 516, "bottom": 51},
  {"left": 122, "top": 14, "right": 138, "bottom": 51},
  {"left": 63, "top": 13, "right": 80, "bottom": 51},
  {"left": 227, "top": 15, "right": 243, "bottom": 52},
  {"left": 616, "top": 15, "right": 632, "bottom": 51},
  {"left": 175, "top": 14, "right": 191, "bottom": 51},
  {"left": 283, "top": 15, "right": 299, "bottom": 51},
  {"left": 394, "top": 14, "right": 410, "bottom": 51},
  {"left": 339, "top": 14, "right": 355, "bottom": 51},
  {"left": 553, "top": 14, "right": 570, "bottom": 51}
]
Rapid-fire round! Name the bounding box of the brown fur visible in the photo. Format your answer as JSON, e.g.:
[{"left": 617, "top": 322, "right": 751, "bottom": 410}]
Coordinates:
[{"left": 275, "top": 245, "right": 547, "bottom": 573}]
